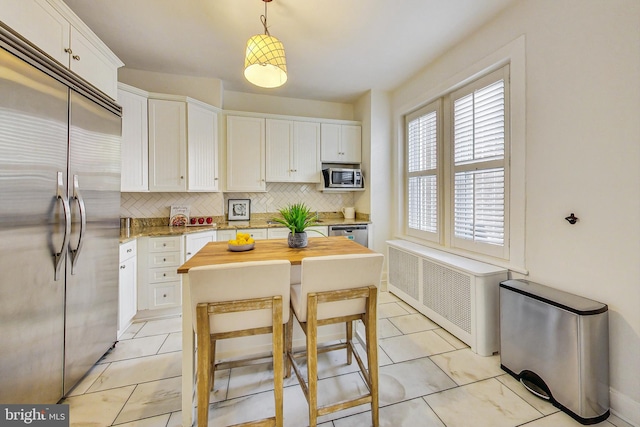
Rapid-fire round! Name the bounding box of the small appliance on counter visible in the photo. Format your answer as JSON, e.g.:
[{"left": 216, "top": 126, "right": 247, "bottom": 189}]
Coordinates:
[{"left": 341, "top": 207, "right": 355, "bottom": 219}]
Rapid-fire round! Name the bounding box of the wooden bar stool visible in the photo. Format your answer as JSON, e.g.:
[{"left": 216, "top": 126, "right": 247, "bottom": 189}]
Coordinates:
[
  {"left": 286, "top": 253, "right": 384, "bottom": 427},
  {"left": 189, "top": 260, "right": 291, "bottom": 427}
]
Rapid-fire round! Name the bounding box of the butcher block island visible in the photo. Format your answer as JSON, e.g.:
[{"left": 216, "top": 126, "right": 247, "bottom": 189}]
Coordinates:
[
  {"left": 177, "top": 236, "right": 378, "bottom": 426},
  {"left": 177, "top": 235, "right": 374, "bottom": 272}
]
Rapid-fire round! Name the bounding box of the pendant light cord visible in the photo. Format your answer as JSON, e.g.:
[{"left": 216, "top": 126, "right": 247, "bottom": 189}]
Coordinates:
[{"left": 261, "top": 0, "right": 270, "bottom": 36}]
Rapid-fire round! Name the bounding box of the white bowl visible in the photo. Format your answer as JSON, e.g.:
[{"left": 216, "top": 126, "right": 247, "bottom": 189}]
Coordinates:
[{"left": 228, "top": 243, "right": 255, "bottom": 252}]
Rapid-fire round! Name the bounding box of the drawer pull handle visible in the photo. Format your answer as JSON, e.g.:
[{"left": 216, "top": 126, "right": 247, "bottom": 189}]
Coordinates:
[
  {"left": 163, "top": 273, "right": 166, "bottom": 277},
  {"left": 163, "top": 243, "right": 167, "bottom": 247},
  {"left": 163, "top": 258, "right": 166, "bottom": 262},
  {"left": 120, "top": 265, "right": 125, "bottom": 269},
  {"left": 163, "top": 294, "right": 167, "bottom": 298}
]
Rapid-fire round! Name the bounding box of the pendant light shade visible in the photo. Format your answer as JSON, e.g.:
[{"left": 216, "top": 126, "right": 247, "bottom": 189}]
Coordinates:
[
  {"left": 244, "top": 34, "right": 287, "bottom": 88},
  {"left": 244, "top": 0, "right": 287, "bottom": 88}
]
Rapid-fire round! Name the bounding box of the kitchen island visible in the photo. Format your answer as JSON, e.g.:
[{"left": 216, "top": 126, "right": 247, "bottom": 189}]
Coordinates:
[{"left": 178, "top": 236, "right": 376, "bottom": 426}]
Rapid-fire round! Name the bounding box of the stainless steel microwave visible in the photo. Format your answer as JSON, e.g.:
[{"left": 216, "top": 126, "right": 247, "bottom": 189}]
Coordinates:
[{"left": 322, "top": 168, "right": 364, "bottom": 188}]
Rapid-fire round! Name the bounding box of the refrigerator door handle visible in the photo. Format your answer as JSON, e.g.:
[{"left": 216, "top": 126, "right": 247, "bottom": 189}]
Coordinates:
[
  {"left": 70, "top": 175, "right": 86, "bottom": 275},
  {"left": 54, "top": 171, "right": 71, "bottom": 281}
]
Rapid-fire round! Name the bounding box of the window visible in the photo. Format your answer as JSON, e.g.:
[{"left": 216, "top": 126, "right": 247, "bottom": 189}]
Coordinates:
[
  {"left": 406, "top": 100, "right": 441, "bottom": 242},
  {"left": 405, "top": 66, "right": 509, "bottom": 259}
]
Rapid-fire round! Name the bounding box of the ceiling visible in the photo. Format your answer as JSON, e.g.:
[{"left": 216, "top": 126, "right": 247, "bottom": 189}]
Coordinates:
[{"left": 64, "top": 0, "right": 517, "bottom": 104}]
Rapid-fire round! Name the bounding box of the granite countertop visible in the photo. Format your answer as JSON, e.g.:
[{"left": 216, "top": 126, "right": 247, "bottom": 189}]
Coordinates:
[{"left": 119, "top": 213, "right": 371, "bottom": 243}]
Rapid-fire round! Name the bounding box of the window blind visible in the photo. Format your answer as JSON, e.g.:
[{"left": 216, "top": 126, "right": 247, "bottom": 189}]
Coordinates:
[
  {"left": 453, "top": 79, "right": 505, "bottom": 246},
  {"left": 407, "top": 105, "right": 438, "bottom": 235}
]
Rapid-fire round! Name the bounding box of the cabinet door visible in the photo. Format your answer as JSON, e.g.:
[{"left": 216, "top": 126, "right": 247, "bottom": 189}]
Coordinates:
[
  {"left": 226, "top": 116, "right": 265, "bottom": 191},
  {"left": 188, "top": 103, "right": 218, "bottom": 191},
  {"left": 320, "top": 123, "right": 342, "bottom": 162},
  {"left": 239, "top": 228, "right": 267, "bottom": 240},
  {"left": 69, "top": 26, "right": 119, "bottom": 99},
  {"left": 294, "top": 121, "right": 321, "bottom": 182},
  {"left": 118, "top": 87, "right": 148, "bottom": 191},
  {"left": 148, "top": 99, "right": 187, "bottom": 191},
  {"left": 340, "top": 125, "right": 362, "bottom": 163},
  {"left": 185, "top": 231, "right": 216, "bottom": 261},
  {"left": 267, "top": 227, "right": 290, "bottom": 239},
  {"left": 118, "top": 256, "right": 137, "bottom": 335},
  {"left": 118, "top": 243, "right": 137, "bottom": 337},
  {"left": 320, "top": 123, "right": 361, "bottom": 163},
  {"left": 306, "top": 225, "right": 328, "bottom": 237},
  {"left": 266, "top": 119, "right": 294, "bottom": 182},
  {"left": 216, "top": 229, "right": 237, "bottom": 242},
  {"left": 1, "top": 0, "right": 70, "bottom": 66}
]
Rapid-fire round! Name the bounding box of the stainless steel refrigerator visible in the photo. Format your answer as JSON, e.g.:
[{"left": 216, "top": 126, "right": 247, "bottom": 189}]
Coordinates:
[{"left": 0, "top": 23, "right": 121, "bottom": 402}]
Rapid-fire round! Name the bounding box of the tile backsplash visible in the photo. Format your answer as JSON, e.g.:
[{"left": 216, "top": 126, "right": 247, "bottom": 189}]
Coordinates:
[{"left": 120, "top": 182, "right": 355, "bottom": 218}]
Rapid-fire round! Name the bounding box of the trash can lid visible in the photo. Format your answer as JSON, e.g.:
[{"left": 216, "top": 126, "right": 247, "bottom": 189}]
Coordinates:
[{"left": 500, "top": 279, "right": 608, "bottom": 316}]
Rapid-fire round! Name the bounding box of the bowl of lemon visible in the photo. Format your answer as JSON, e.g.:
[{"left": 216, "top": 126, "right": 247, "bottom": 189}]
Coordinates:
[{"left": 228, "top": 232, "right": 255, "bottom": 252}]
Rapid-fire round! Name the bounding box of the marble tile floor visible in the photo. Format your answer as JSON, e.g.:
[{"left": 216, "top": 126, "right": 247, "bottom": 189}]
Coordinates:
[{"left": 62, "top": 292, "right": 633, "bottom": 427}]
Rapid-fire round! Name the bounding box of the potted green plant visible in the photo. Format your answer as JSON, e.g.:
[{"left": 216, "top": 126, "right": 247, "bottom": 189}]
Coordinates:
[{"left": 272, "top": 203, "right": 324, "bottom": 248}]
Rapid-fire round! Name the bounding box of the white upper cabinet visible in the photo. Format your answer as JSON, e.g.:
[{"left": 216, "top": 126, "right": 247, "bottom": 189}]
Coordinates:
[
  {"left": 148, "top": 99, "right": 187, "bottom": 192},
  {"left": 187, "top": 102, "right": 219, "bottom": 192},
  {"left": 226, "top": 115, "right": 266, "bottom": 192},
  {"left": 294, "top": 121, "right": 322, "bottom": 182},
  {"left": 118, "top": 84, "right": 148, "bottom": 192},
  {"left": 266, "top": 119, "right": 321, "bottom": 183},
  {"left": 1, "top": 0, "right": 123, "bottom": 99},
  {"left": 266, "top": 119, "right": 293, "bottom": 182},
  {"left": 144, "top": 93, "right": 220, "bottom": 193},
  {"left": 320, "top": 123, "right": 362, "bottom": 164}
]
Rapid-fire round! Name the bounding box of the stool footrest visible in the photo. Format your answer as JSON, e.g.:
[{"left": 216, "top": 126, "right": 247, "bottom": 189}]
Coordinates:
[
  {"left": 317, "top": 395, "right": 373, "bottom": 417},
  {"left": 228, "top": 416, "right": 276, "bottom": 427}
]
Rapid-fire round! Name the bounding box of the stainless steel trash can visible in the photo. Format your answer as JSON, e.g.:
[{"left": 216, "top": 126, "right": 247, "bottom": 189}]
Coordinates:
[{"left": 499, "top": 279, "right": 609, "bottom": 425}]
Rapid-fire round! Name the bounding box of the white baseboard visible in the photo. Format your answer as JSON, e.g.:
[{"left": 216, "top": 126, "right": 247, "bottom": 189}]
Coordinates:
[{"left": 611, "top": 387, "right": 640, "bottom": 427}]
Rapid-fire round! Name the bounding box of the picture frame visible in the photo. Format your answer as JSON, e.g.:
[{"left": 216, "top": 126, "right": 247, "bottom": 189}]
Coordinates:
[{"left": 227, "top": 199, "right": 251, "bottom": 221}]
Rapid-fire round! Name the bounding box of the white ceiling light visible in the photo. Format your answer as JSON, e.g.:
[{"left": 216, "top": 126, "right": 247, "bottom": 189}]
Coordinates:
[{"left": 244, "top": 0, "right": 287, "bottom": 88}]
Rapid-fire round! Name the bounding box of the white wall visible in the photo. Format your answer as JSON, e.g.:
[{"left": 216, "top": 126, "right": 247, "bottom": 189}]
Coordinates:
[
  {"left": 223, "top": 90, "right": 354, "bottom": 121},
  {"left": 119, "top": 68, "right": 223, "bottom": 108},
  {"left": 355, "top": 90, "right": 393, "bottom": 282},
  {"left": 390, "top": 0, "right": 640, "bottom": 423}
]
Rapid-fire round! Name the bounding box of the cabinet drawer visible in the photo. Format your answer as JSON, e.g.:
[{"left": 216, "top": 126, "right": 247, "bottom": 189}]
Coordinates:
[
  {"left": 119, "top": 240, "right": 137, "bottom": 261},
  {"left": 149, "top": 267, "right": 180, "bottom": 283},
  {"left": 150, "top": 282, "right": 181, "bottom": 309},
  {"left": 148, "top": 252, "right": 181, "bottom": 268},
  {"left": 267, "top": 227, "right": 290, "bottom": 239},
  {"left": 149, "top": 237, "right": 181, "bottom": 252}
]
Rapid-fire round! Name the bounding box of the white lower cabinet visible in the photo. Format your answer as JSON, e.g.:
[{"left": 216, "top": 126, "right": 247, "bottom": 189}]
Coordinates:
[
  {"left": 217, "top": 228, "right": 267, "bottom": 242},
  {"left": 185, "top": 230, "right": 217, "bottom": 261},
  {"left": 118, "top": 240, "right": 137, "bottom": 338},
  {"left": 137, "top": 236, "right": 183, "bottom": 314}
]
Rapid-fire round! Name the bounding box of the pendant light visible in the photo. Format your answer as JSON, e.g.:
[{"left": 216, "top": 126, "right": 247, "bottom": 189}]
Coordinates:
[{"left": 244, "top": 0, "right": 287, "bottom": 88}]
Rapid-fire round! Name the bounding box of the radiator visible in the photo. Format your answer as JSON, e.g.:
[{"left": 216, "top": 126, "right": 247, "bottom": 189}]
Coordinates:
[{"left": 387, "top": 240, "right": 508, "bottom": 356}]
